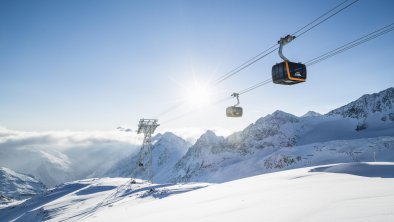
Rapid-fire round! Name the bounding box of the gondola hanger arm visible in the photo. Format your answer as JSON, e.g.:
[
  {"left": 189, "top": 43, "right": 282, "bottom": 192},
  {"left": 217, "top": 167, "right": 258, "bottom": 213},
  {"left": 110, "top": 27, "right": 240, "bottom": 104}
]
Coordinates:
[
  {"left": 231, "top": 93, "right": 240, "bottom": 106},
  {"left": 278, "top": 35, "right": 296, "bottom": 61}
]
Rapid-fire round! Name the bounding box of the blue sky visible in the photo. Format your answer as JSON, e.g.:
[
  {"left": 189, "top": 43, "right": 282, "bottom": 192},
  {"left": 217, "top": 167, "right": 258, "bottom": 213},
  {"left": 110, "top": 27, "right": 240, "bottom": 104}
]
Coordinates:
[{"left": 1, "top": 0, "right": 394, "bottom": 133}]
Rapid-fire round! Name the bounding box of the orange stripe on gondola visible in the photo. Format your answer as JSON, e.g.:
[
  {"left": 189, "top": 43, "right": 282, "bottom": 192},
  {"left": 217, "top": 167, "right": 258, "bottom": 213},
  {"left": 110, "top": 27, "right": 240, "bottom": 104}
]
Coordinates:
[{"left": 285, "top": 60, "right": 305, "bottom": 82}]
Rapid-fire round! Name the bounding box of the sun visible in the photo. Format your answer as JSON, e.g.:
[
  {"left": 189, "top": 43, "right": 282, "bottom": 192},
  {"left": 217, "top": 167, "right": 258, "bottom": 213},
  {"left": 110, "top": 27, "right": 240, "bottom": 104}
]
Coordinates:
[{"left": 184, "top": 81, "right": 212, "bottom": 109}]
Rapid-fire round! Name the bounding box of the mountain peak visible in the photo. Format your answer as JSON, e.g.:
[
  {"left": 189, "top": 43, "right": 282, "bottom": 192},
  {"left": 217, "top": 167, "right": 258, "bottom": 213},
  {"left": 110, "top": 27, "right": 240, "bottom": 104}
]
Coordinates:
[
  {"left": 270, "top": 110, "right": 298, "bottom": 119},
  {"left": 327, "top": 87, "right": 394, "bottom": 120},
  {"left": 254, "top": 110, "right": 298, "bottom": 126},
  {"left": 196, "top": 130, "right": 223, "bottom": 145},
  {"left": 302, "top": 111, "right": 322, "bottom": 117},
  {"left": 272, "top": 110, "right": 291, "bottom": 116},
  {"left": 153, "top": 132, "right": 188, "bottom": 149},
  {"left": 161, "top": 131, "right": 179, "bottom": 139}
]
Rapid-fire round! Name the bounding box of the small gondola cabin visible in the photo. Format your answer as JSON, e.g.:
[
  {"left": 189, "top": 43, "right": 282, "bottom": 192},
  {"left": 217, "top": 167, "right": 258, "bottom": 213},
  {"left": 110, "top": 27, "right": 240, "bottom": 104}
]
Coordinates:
[
  {"left": 272, "top": 60, "right": 306, "bottom": 85},
  {"left": 226, "top": 106, "right": 243, "bottom": 117}
]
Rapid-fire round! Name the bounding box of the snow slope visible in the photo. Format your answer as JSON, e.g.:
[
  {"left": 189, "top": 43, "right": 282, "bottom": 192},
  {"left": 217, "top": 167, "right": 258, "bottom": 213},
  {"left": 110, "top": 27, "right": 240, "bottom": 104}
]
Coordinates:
[
  {"left": 0, "top": 87, "right": 393, "bottom": 187},
  {"left": 85, "top": 162, "right": 394, "bottom": 222},
  {"left": 0, "top": 167, "right": 46, "bottom": 204},
  {"left": 0, "top": 178, "right": 209, "bottom": 222},
  {"left": 2, "top": 163, "right": 393, "bottom": 222}
]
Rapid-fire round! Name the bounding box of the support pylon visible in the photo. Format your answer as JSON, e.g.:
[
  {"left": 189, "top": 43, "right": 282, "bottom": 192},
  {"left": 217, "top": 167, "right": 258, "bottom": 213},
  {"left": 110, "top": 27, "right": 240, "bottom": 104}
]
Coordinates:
[{"left": 134, "top": 118, "right": 159, "bottom": 181}]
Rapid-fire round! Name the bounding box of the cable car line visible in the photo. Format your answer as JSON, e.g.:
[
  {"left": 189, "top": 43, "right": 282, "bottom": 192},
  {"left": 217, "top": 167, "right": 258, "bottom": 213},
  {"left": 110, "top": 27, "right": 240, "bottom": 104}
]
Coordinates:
[
  {"left": 270, "top": 0, "right": 360, "bottom": 86},
  {"left": 135, "top": 0, "right": 365, "bottom": 180},
  {"left": 294, "top": 0, "right": 360, "bottom": 38},
  {"left": 305, "top": 22, "right": 394, "bottom": 66},
  {"left": 154, "top": 44, "right": 277, "bottom": 119},
  {"left": 306, "top": 28, "right": 394, "bottom": 67},
  {"left": 212, "top": 0, "right": 360, "bottom": 86},
  {"left": 233, "top": 22, "right": 394, "bottom": 97},
  {"left": 291, "top": 0, "right": 353, "bottom": 36},
  {"left": 155, "top": 46, "right": 277, "bottom": 118},
  {"left": 160, "top": 96, "right": 233, "bottom": 125},
  {"left": 238, "top": 79, "right": 272, "bottom": 95},
  {"left": 160, "top": 19, "right": 391, "bottom": 125},
  {"left": 155, "top": 0, "right": 362, "bottom": 123},
  {"left": 154, "top": 100, "right": 185, "bottom": 118},
  {"left": 213, "top": 44, "right": 279, "bottom": 85}
]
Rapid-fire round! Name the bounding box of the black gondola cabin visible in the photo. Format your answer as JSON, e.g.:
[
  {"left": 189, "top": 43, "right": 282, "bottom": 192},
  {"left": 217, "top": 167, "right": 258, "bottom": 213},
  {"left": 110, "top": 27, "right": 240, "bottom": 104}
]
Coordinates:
[{"left": 272, "top": 60, "right": 306, "bottom": 85}]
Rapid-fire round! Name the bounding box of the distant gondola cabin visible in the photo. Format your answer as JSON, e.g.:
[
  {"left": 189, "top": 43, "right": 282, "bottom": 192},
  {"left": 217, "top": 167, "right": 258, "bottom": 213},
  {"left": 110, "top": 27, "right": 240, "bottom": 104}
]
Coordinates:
[
  {"left": 272, "top": 60, "right": 306, "bottom": 85},
  {"left": 226, "top": 106, "right": 243, "bottom": 117}
]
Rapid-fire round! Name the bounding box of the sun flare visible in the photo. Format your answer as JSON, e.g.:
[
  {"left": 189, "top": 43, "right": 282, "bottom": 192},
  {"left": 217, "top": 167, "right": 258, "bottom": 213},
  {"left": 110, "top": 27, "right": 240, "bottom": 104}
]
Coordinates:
[{"left": 184, "top": 81, "right": 213, "bottom": 108}]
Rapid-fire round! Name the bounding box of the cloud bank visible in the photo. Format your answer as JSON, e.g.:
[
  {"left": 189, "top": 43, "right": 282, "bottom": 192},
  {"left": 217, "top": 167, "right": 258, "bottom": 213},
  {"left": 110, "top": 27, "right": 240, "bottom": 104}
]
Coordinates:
[{"left": 0, "top": 127, "right": 142, "bottom": 187}]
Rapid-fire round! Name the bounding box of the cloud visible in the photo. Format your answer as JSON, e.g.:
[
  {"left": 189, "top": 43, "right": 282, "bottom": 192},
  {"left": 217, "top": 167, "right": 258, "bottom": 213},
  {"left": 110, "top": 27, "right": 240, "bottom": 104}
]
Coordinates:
[
  {"left": 0, "top": 126, "right": 230, "bottom": 187},
  {"left": 0, "top": 127, "right": 143, "bottom": 187}
]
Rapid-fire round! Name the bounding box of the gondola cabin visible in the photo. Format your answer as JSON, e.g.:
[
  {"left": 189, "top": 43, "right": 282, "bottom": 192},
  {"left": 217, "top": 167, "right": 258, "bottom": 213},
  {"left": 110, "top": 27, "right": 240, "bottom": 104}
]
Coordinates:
[
  {"left": 226, "top": 106, "right": 243, "bottom": 117},
  {"left": 272, "top": 60, "right": 306, "bottom": 85}
]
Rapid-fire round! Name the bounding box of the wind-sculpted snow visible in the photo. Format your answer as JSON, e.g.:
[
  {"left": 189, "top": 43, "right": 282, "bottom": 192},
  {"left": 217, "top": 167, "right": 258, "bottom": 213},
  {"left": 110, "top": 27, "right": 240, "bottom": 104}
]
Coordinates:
[
  {"left": 310, "top": 162, "right": 394, "bottom": 178},
  {"left": 0, "top": 177, "right": 209, "bottom": 222},
  {"left": 2, "top": 163, "right": 393, "bottom": 222},
  {"left": 86, "top": 163, "right": 394, "bottom": 222}
]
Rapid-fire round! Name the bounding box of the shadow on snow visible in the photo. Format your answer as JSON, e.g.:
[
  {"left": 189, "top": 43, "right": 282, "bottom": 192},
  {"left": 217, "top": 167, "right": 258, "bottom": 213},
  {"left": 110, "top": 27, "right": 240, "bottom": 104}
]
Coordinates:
[{"left": 309, "top": 162, "right": 394, "bottom": 178}]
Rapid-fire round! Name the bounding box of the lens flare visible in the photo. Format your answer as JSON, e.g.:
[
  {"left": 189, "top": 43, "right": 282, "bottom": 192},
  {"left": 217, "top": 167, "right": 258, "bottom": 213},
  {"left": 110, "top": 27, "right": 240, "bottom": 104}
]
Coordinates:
[{"left": 184, "top": 81, "right": 212, "bottom": 109}]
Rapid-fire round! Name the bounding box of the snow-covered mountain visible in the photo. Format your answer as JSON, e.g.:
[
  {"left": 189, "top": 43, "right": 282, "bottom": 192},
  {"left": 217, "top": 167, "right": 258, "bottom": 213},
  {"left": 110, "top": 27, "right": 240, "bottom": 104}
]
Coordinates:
[
  {"left": 0, "top": 167, "right": 46, "bottom": 203},
  {"left": 0, "top": 87, "right": 393, "bottom": 188},
  {"left": 1, "top": 87, "right": 394, "bottom": 221},
  {"left": 98, "top": 132, "right": 190, "bottom": 182},
  {"left": 302, "top": 110, "right": 322, "bottom": 117},
  {"left": 164, "top": 87, "right": 394, "bottom": 183},
  {"left": 171, "top": 110, "right": 305, "bottom": 183},
  {"left": 327, "top": 87, "right": 394, "bottom": 130},
  {"left": 171, "top": 130, "right": 238, "bottom": 182},
  {"left": 328, "top": 87, "right": 393, "bottom": 119},
  {"left": 169, "top": 133, "right": 394, "bottom": 183}
]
